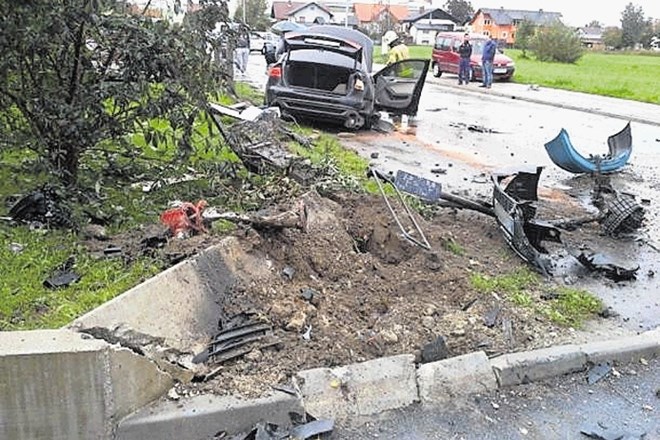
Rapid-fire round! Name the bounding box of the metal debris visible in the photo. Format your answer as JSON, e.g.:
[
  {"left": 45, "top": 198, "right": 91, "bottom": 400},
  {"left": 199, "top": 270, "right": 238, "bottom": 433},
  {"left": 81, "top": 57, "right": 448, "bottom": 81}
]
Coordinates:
[
  {"left": 8, "top": 186, "right": 74, "bottom": 229},
  {"left": 289, "top": 419, "right": 334, "bottom": 439},
  {"left": 192, "top": 319, "right": 274, "bottom": 365},
  {"left": 369, "top": 168, "right": 432, "bottom": 251}
]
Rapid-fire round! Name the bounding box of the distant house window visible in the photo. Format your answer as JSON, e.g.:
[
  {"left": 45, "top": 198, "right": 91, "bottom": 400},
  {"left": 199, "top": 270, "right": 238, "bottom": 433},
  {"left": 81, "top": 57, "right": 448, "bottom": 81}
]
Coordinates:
[
  {"left": 512, "top": 32, "right": 516, "bottom": 38},
  {"left": 484, "top": 19, "right": 491, "bottom": 25},
  {"left": 310, "top": 5, "right": 316, "bottom": 10},
  {"left": 502, "top": 32, "right": 507, "bottom": 38},
  {"left": 298, "top": 16, "right": 305, "bottom": 23},
  {"left": 513, "top": 19, "right": 521, "bottom": 25},
  {"left": 484, "top": 31, "right": 490, "bottom": 36}
]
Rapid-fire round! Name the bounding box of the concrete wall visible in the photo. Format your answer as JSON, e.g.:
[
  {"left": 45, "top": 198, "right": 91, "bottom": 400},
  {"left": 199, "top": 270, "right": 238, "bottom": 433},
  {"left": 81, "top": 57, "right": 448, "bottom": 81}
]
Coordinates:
[{"left": 0, "top": 330, "right": 172, "bottom": 440}]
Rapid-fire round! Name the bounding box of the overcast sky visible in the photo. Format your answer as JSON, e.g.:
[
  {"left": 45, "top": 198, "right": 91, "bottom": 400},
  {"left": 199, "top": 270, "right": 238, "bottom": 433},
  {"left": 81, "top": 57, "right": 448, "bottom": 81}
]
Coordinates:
[{"left": 476, "top": 1, "right": 660, "bottom": 27}]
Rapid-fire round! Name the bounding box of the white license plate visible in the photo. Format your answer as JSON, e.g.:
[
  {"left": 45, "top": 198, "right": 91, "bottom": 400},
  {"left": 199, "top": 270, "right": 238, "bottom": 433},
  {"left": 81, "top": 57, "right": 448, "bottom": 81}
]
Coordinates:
[{"left": 494, "top": 68, "right": 507, "bottom": 73}]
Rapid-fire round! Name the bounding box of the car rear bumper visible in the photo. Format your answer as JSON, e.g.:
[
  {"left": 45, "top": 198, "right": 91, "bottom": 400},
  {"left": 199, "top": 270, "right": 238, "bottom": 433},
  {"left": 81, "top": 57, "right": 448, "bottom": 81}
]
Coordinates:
[
  {"left": 472, "top": 65, "right": 515, "bottom": 81},
  {"left": 267, "top": 87, "right": 373, "bottom": 127}
]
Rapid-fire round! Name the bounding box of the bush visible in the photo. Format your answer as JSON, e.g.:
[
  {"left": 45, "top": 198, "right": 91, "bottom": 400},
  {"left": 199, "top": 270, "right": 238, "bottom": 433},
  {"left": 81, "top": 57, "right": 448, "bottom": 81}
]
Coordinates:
[{"left": 531, "top": 22, "right": 584, "bottom": 63}]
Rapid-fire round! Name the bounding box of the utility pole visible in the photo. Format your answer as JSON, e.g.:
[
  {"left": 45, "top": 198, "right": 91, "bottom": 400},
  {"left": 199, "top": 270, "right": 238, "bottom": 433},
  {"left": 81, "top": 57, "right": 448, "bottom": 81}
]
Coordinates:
[
  {"left": 344, "top": 0, "right": 348, "bottom": 27},
  {"left": 243, "top": 0, "right": 246, "bottom": 24}
]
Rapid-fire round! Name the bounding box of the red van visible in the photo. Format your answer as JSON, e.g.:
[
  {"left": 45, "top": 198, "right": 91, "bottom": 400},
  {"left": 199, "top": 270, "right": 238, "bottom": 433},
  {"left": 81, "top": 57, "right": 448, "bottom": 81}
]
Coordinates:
[{"left": 431, "top": 32, "right": 515, "bottom": 82}]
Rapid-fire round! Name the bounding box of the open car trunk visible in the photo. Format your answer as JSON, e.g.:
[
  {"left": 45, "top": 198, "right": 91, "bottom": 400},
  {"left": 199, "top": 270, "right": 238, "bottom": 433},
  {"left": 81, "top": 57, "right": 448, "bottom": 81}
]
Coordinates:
[{"left": 284, "top": 51, "right": 355, "bottom": 94}]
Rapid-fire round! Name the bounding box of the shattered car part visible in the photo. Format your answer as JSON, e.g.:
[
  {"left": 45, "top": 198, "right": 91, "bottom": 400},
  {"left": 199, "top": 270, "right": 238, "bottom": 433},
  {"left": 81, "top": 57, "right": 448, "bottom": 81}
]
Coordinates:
[
  {"left": 587, "top": 362, "right": 612, "bottom": 385},
  {"left": 193, "top": 319, "right": 274, "bottom": 365},
  {"left": 43, "top": 271, "right": 81, "bottom": 289},
  {"left": 289, "top": 419, "right": 334, "bottom": 439},
  {"left": 492, "top": 167, "right": 562, "bottom": 275},
  {"left": 574, "top": 251, "right": 639, "bottom": 282},
  {"left": 369, "top": 168, "right": 431, "bottom": 250},
  {"left": 601, "top": 194, "right": 645, "bottom": 236},
  {"left": 8, "top": 186, "right": 75, "bottom": 229},
  {"left": 160, "top": 200, "right": 208, "bottom": 237},
  {"left": 544, "top": 122, "right": 632, "bottom": 174}
]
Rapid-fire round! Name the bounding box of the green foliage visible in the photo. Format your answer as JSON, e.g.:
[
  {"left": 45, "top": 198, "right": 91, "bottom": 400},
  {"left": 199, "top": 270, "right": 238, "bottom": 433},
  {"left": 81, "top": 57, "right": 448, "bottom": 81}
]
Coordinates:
[
  {"left": 469, "top": 268, "right": 539, "bottom": 297},
  {"left": 0, "top": 0, "right": 230, "bottom": 186},
  {"left": 541, "top": 287, "right": 602, "bottom": 327},
  {"left": 603, "top": 26, "right": 624, "bottom": 49},
  {"left": 443, "top": 0, "right": 474, "bottom": 25},
  {"left": 514, "top": 19, "right": 536, "bottom": 58},
  {"left": 0, "top": 225, "right": 160, "bottom": 329},
  {"left": 507, "top": 49, "right": 660, "bottom": 103},
  {"left": 620, "top": 2, "right": 648, "bottom": 47},
  {"left": 233, "top": 0, "right": 271, "bottom": 31},
  {"left": 442, "top": 237, "right": 465, "bottom": 255},
  {"left": 530, "top": 22, "right": 584, "bottom": 63}
]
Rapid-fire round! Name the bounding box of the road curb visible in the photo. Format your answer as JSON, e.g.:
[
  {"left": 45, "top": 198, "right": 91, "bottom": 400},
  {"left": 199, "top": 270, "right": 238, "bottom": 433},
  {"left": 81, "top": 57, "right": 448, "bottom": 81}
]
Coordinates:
[{"left": 110, "top": 330, "right": 659, "bottom": 436}]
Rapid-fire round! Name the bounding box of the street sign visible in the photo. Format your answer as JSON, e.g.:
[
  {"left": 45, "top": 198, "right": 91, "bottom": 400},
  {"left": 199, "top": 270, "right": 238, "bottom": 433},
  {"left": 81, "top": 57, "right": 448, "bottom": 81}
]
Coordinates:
[{"left": 394, "top": 170, "right": 442, "bottom": 202}]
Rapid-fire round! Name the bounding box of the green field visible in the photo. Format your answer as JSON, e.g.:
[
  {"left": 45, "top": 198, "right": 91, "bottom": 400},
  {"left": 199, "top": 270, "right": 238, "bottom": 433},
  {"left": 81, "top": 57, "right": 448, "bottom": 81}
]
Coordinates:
[{"left": 380, "top": 46, "right": 660, "bottom": 104}]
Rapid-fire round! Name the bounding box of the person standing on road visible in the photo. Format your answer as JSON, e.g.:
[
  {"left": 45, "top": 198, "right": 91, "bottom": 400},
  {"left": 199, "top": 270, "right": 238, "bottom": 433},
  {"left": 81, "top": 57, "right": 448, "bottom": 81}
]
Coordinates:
[
  {"left": 234, "top": 27, "right": 250, "bottom": 76},
  {"left": 458, "top": 33, "right": 472, "bottom": 85},
  {"left": 480, "top": 34, "right": 497, "bottom": 88}
]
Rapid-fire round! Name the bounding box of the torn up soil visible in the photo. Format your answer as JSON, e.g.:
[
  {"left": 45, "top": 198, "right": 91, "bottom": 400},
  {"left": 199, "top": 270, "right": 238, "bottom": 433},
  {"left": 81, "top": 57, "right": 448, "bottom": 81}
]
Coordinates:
[{"left": 170, "top": 191, "right": 605, "bottom": 398}]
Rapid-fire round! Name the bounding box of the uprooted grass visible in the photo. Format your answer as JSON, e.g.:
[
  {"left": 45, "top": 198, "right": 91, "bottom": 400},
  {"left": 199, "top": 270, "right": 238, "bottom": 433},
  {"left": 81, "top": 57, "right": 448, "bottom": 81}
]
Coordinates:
[{"left": 470, "top": 268, "right": 603, "bottom": 328}]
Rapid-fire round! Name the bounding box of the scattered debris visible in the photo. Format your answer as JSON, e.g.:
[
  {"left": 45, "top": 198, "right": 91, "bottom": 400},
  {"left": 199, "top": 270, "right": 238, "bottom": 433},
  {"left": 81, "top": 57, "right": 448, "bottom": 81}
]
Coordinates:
[
  {"left": 587, "top": 362, "right": 612, "bottom": 385},
  {"left": 8, "top": 186, "right": 74, "bottom": 229},
  {"left": 8, "top": 243, "right": 24, "bottom": 254},
  {"left": 421, "top": 335, "right": 449, "bottom": 363},
  {"left": 544, "top": 122, "right": 632, "bottom": 174},
  {"left": 167, "top": 387, "right": 180, "bottom": 401},
  {"left": 575, "top": 252, "right": 639, "bottom": 282},
  {"left": 483, "top": 305, "right": 501, "bottom": 328},
  {"left": 289, "top": 419, "right": 334, "bottom": 439},
  {"left": 528, "top": 84, "right": 540, "bottom": 91},
  {"left": 160, "top": 200, "right": 208, "bottom": 238},
  {"left": 43, "top": 256, "right": 80, "bottom": 289},
  {"left": 492, "top": 167, "right": 562, "bottom": 275},
  {"left": 301, "top": 325, "right": 312, "bottom": 341},
  {"left": 431, "top": 167, "right": 447, "bottom": 174},
  {"left": 103, "top": 245, "right": 123, "bottom": 258},
  {"left": 450, "top": 122, "right": 502, "bottom": 134},
  {"left": 282, "top": 266, "right": 296, "bottom": 280},
  {"left": 579, "top": 424, "right": 647, "bottom": 440},
  {"left": 599, "top": 194, "right": 645, "bottom": 236},
  {"left": 300, "top": 287, "right": 320, "bottom": 306},
  {"left": 370, "top": 152, "right": 380, "bottom": 159},
  {"left": 427, "top": 107, "right": 448, "bottom": 112},
  {"left": 82, "top": 224, "right": 108, "bottom": 240}
]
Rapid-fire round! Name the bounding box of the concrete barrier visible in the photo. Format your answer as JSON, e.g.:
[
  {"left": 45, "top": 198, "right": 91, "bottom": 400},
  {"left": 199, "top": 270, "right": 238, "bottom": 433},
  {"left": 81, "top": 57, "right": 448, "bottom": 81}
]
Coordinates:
[
  {"left": 417, "top": 351, "right": 497, "bottom": 403},
  {"left": 296, "top": 354, "right": 418, "bottom": 419},
  {"left": 0, "top": 330, "right": 172, "bottom": 440},
  {"left": 70, "top": 237, "right": 268, "bottom": 354},
  {"left": 581, "top": 328, "right": 660, "bottom": 365},
  {"left": 117, "top": 393, "right": 303, "bottom": 440}
]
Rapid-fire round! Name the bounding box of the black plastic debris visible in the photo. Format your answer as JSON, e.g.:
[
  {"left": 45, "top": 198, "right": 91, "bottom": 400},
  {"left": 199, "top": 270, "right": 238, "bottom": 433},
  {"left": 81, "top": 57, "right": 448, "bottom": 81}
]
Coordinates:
[
  {"left": 492, "top": 167, "right": 562, "bottom": 275},
  {"left": 580, "top": 424, "right": 646, "bottom": 440},
  {"left": 587, "top": 362, "right": 612, "bottom": 385},
  {"left": 575, "top": 252, "right": 639, "bottom": 282},
  {"left": 193, "top": 317, "right": 274, "bottom": 365},
  {"left": 421, "top": 335, "right": 449, "bottom": 363},
  {"left": 289, "top": 419, "right": 334, "bottom": 439},
  {"left": 8, "top": 186, "right": 75, "bottom": 229},
  {"left": 103, "top": 245, "right": 123, "bottom": 258},
  {"left": 601, "top": 195, "right": 645, "bottom": 236},
  {"left": 44, "top": 271, "right": 80, "bottom": 289}
]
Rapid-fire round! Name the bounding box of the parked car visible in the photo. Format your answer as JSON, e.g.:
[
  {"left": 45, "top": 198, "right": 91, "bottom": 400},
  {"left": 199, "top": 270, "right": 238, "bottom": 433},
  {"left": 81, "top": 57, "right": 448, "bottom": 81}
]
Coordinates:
[
  {"left": 265, "top": 26, "right": 429, "bottom": 129},
  {"left": 431, "top": 32, "right": 515, "bottom": 81},
  {"left": 250, "top": 31, "right": 278, "bottom": 53}
]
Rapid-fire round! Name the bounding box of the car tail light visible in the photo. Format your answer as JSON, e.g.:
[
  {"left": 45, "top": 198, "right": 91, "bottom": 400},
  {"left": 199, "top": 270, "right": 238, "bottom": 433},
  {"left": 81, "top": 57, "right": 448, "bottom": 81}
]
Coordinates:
[
  {"left": 354, "top": 78, "right": 364, "bottom": 91},
  {"left": 268, "top": 66, "right": 282, "bottom": 78}
]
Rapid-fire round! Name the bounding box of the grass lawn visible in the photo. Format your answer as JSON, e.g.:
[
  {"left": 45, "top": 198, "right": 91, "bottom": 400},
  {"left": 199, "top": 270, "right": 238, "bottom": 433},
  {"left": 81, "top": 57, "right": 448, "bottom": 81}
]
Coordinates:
[{"left": 376, "top": 45, "right": 660, "bottom": 104}]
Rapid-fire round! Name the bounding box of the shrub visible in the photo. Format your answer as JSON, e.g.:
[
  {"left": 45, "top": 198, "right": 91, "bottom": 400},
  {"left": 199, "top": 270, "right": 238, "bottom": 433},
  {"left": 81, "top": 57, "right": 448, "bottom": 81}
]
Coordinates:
[{"left": 531, "top": 22, "right": 584, "bottom": 63}]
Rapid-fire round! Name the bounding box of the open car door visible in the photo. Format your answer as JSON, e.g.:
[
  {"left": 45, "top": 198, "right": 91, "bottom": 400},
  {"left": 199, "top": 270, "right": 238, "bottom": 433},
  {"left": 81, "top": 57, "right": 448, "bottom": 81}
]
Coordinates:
[{"left": 372, "top": 59, "right": 430, "bottom": 116}]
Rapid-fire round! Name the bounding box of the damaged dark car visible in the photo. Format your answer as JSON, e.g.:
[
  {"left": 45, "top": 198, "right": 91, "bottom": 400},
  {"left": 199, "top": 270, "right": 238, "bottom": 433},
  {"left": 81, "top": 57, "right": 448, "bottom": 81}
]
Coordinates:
[{"left": 265, "top": 26, "right": 429, "bottom": 129}]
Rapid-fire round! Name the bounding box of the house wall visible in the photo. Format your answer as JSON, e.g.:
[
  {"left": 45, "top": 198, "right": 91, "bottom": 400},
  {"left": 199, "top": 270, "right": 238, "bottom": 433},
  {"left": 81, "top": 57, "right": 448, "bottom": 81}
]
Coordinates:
[
  {"left": 411, "top": 26, "right": 437, "bottom": 45},
  {"left": 289, "top": 4, "right": 332, "bottom": 24},
  {"left": 470, "top": 11, "right": 516, "bottom": 45}
]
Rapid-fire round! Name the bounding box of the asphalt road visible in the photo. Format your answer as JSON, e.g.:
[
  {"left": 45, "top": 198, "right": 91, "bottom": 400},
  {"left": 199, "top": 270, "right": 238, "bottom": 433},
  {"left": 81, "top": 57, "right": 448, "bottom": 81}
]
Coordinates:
[{"left": 333, "top": 358, "right": 660, "bottom": 440}]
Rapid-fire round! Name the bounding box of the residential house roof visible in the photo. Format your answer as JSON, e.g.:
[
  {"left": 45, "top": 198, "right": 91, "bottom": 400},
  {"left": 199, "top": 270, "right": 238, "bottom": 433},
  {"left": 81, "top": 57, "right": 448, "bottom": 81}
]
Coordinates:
[
  {"left": 402, "top": 8, "right": 460, "bottom": 24},
  {"left": 412, "top": 22, "right": 456, "bottom": 31},
  {"left": 272, "top": 1, "right": 304, "bottom": 20},
  {"left": 353, "top": 3, "right": 409, "bottom": 23},
  {"left": 472, "top": 8, "right": 562, "bottom": 26},
  {"left": 578, "top": 26, "right": 603, "bottom": 39},
  {"left": 288, "top": 2, "right": 333, "bottom": 17}
]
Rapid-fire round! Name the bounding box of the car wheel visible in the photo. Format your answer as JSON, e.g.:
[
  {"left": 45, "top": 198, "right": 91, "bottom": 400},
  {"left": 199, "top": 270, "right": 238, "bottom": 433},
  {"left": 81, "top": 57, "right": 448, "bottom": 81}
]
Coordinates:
[{"left": 432, "top": 63, "right": 442, "bottom": 77}]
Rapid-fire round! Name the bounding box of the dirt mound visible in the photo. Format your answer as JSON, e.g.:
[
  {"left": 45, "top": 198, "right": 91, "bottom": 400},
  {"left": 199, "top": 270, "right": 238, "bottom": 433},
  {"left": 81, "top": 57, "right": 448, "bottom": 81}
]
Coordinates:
[{"left": 184, "top": 191, "right": 580, "bottom": 397}]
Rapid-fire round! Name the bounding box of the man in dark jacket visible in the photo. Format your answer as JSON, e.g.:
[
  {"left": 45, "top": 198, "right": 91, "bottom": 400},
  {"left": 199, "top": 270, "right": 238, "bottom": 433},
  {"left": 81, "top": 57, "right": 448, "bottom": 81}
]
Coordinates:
[
  {"left": 458, "top": 33, "right": 472, "bottom": 85},
  {"left": 480, "top": 35, "right": 497, "bottom": 88}
]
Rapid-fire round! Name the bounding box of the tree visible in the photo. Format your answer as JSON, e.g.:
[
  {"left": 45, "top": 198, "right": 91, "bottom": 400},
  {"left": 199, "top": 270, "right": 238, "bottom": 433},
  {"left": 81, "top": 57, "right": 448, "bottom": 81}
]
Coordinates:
[
  {"left": 602, "top": 26, "right": 624, "bottom": 49},
  {"left": 620, "top": 2, "right": 646, "bottom": 47},
  {"left": 514, "top": 19, "right": 536, "bottom": 58},
  {"left": 530, "top": 22, "right": 583, "bottom": 63},
  {"left": 444, "top": 0, "right": 474, "bottom": 25},
  {"left": 0, "top": 0, "right": 229, "bottom": 186},
  {"left": 587, "top": 20, "right": 602, "bottom": 28},
  {"left": 233, "top": 0, "right": 270, "bottom": 30}
]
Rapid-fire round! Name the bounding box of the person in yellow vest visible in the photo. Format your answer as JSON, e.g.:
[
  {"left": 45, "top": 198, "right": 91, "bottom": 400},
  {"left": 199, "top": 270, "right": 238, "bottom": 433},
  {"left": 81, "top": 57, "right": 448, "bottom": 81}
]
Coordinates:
[{"left": 386, "top": 34, "right": 409, "bottom": 65}]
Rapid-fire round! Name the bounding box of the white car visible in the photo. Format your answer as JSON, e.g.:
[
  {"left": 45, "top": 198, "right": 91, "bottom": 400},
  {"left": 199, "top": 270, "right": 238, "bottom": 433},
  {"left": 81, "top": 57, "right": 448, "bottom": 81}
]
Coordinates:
[{"left": 250, "top": 32, "right": 278, "bottom": 52}]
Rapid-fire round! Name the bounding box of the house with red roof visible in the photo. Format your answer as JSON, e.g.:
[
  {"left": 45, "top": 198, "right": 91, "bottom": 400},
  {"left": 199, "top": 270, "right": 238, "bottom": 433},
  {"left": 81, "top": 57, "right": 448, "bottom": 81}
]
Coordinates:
[
  {"left": 271, "top": 1, "right": 333, "bottom": 25},
  {"left": 353, "top": 3, "right": 409, "bottom": 33}
]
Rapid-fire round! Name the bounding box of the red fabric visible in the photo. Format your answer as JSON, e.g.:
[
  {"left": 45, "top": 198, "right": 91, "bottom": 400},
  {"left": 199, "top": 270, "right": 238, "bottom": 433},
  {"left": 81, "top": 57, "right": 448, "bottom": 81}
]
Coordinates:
[{"left": 160, "top": 200, "right": 208, "bottom": 236}]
